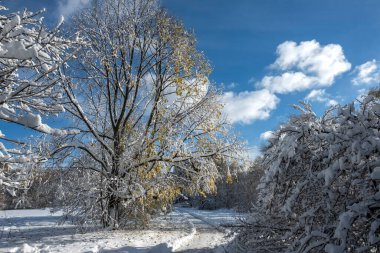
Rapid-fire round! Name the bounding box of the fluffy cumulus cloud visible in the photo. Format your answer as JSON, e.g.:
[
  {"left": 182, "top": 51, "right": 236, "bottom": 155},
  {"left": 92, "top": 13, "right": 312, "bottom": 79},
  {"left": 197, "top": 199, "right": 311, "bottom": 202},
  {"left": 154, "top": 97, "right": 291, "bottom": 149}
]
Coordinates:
[
  {"left": 222, "top": 89, "right": 279, "bottom": 124},
  {"left": 259, "top": 40, "right": 351, "bottom": 94},
  {"left": 352, "top": 59, "right": 380, "bottom": 85},
  {"left": 58, "top": 0, "right": 90, "bottom": 18},
  {"left": 260, "top": 72, "right": 316, "bottom": 94},
  {"left": 305, "top": 89, "right": 327, "bottom": 102},
  {"left": 305, "top": 89, "right": 338, "bottom": 106},
  {"left": 260, "top": 131, "right": 274, "bottom": 140}
]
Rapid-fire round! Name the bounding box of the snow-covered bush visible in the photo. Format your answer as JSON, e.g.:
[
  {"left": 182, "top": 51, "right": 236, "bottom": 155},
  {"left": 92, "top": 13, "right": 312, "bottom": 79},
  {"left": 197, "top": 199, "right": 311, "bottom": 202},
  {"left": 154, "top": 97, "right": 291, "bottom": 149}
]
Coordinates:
[
  {"left": 0, "top": 4, "right": 78, "bottom": 196},
  {"left": 191, "top": 159, "right": 264, "bottom": 212},
  {"left": 235, "top": 93, "right": 380, "bottom": 252}
]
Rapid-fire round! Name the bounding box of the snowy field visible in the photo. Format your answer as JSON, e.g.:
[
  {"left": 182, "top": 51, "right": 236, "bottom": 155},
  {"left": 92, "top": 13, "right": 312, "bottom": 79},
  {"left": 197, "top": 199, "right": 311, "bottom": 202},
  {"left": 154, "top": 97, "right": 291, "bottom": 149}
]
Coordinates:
[{"left": 0, "top": 207, "right": 246, "bottom": 253}]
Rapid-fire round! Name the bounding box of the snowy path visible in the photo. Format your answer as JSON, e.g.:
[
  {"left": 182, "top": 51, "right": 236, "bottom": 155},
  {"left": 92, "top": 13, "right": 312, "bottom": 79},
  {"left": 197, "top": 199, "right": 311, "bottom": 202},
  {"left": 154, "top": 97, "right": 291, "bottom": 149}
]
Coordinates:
[
  {"left": 173, "top": 208, "right": 234, "bottom": 253},
  {"left": 0, "top": 207, "right": 245, "bottom": 252}
]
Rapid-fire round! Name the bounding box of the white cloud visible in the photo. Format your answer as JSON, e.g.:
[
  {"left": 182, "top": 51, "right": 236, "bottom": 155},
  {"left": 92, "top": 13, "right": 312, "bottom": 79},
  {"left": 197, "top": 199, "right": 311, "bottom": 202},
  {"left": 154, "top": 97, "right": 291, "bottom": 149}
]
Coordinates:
[
  {"left": 326, "top": 99, "right": 338, "bottom": 106},
  {"left": 305, "top": 89, "right": 338, "bottom": 107},
  {"left": 352, "top": 59, "right": 380, "bottom": 85},
  {"left": 220, "top": 40, "right": 349, "bottom": 125},
  {"left": 306, "top": 89, "right": 327, "bottom": 102},
  {"left": 226, "top": 82, "right": 238, "bottom": 90},
  {"left": 58, "top": 0, "right": 90, "bottom": 18},
  {"left": 259, "top": 40, "right": 351, "bottom": 94},
  {"left": 246, "top": 146, "right": 261, "bottom": 160},
  {"left": 222, "top": 89, "right": 279, "bottom": 124},
  {"left": 261, "top": 72, "right": 316, "bottom": 93},
  {"left": 260, "top": 131, "right": 274, "bottom": 140}
]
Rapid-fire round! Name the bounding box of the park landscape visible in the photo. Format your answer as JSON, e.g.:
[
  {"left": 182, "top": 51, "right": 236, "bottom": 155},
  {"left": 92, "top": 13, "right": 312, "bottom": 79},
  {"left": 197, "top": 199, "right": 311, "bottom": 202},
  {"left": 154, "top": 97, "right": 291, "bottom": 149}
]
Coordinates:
[{"left": 0, "top": 0, "right": 379, "bottom": 252}]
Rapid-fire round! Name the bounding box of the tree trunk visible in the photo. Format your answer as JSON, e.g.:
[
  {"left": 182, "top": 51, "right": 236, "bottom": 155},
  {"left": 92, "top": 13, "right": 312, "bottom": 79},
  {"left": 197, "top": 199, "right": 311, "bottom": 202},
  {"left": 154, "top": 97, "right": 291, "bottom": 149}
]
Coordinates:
[
  {"left": 107, "top": 194, "right": 120, "bottom": 229},
  {"left": 104, "top": 172, "right": 120, "bottom": 229}
]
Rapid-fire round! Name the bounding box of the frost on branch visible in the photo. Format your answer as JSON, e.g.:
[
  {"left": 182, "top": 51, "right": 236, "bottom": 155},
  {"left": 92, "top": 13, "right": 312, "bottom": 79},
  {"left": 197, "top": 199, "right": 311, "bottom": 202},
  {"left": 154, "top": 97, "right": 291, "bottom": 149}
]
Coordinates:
[
  {"left": 236, "top": 94, "right": 380, "bottom": 252},
  {"left": 0, "top": 4, "right": 79, "bottom": 193}
]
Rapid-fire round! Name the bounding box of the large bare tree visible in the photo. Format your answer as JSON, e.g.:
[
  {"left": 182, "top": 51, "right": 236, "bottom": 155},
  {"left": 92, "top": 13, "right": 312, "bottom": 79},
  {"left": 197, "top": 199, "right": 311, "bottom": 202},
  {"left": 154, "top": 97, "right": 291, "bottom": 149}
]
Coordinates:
[{"left": 56, "top": 0, "right": 242, "bottom": 228}]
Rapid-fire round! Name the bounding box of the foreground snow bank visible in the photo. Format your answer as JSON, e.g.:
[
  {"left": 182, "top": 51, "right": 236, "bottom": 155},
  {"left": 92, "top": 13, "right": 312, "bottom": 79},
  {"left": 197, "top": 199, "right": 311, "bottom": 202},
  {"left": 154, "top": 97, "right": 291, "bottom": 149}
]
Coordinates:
[{"left": 0, "top": 207, "right": 244, "bottom": 252}]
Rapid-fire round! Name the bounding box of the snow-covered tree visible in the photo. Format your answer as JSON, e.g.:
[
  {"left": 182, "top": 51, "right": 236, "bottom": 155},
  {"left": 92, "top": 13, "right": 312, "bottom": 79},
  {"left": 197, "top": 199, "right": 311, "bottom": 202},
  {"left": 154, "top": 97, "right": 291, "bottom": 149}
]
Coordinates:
[
  {"left": 191, "top": 158, "right": 263, "bottom": 212},
  {"left": 236, "top": 94, "right": 380, "bottom": 252},
  {"left": 54, "top": 0, "right": 243, "bottom": 228},
  {"left": 0, "top": 4, "right": 79, "bottom": 194}
]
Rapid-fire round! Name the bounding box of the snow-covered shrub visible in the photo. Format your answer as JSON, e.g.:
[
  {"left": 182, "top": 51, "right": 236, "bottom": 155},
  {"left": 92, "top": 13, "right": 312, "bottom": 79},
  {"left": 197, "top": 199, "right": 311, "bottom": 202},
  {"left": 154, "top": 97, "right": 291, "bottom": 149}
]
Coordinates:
[
  {"left": 0, "top": 3, "right": 79, "bottom": 195},
  {"left": 236, "top": 94, "right": 380, "bottom": 252},
  {"left": 191, "top": 159, "right": 264, "bottom": 212}
]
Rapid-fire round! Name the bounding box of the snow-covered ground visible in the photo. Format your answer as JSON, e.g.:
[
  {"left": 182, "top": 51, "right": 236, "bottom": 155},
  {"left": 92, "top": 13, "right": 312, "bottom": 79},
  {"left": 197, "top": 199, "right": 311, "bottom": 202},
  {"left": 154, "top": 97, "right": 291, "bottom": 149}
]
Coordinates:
[{"left": 0, "top": 207, "right": 246, "bottom": 253}]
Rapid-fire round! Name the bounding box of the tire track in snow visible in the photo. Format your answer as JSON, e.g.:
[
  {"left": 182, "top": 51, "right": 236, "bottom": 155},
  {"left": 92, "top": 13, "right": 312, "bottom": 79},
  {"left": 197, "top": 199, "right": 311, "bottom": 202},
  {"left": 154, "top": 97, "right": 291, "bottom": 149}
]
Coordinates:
[
  {"left": 146, "top": 212, "right": 197, "bottom": 252},
  {"left": 176, "top": 208, "right": 227, "bottom": 233},
  {"left": 167, "top": 220, "right": 196, "bottom": 251},
  {"left": 174, "top": 208, "right": 232, "bottom": 253}
]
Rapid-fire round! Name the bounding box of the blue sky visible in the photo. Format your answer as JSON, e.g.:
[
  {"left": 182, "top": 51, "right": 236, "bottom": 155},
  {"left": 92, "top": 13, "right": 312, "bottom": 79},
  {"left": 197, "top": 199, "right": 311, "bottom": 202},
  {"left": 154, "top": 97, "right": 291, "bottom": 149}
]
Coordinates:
[{"left": 4, "top": 0, "right": 380, "bottom": 158}]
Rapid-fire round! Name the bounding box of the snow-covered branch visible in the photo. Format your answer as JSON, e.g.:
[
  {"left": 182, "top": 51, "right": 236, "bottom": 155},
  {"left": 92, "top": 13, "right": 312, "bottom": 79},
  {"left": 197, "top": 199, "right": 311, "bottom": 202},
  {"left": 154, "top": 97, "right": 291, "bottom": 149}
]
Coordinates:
[
  {"left": 0, "top": 3, "right": 81, "bottom": 192},
  {"left": 237, "top": 93, "right": 380, "bottom": 252}
]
